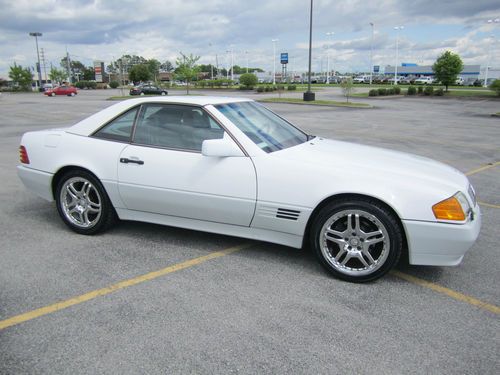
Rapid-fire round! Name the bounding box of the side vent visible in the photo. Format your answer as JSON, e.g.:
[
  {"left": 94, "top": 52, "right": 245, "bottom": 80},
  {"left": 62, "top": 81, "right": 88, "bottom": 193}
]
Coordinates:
[{"left": 276, "top": 208, "right": 300, "bottom": 221}]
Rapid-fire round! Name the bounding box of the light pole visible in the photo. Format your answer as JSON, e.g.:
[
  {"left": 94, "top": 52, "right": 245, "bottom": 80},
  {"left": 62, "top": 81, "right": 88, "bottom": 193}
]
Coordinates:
[
  {"left": 272, "top": 39, "right": 278, "bottom": 84},
  {"left": 369, "top": 22, "right": 374, "bottom": 85},
  {"left": 326, "top": 31, "right": 334, "bottom": 84},
  {"left": 29, "top": 32, "right": 43, "bottom": 91},
  {"left": 394, "top": 26, "right": 404, "bottom": 85},
  {"left": 303, "top": 0, "right": 314, "bottom": 101},
  {"left": 484, "top": 18, "right": 499, "bottom": 87},
  {"left": 226, "top": 46, "right": 234, "bottom": 82},
  {"left": 245, "top": 50, "right": 249, "bottom": 73},
  {"left": 209, "top": 43, "right": 214, "bottom": 80}
]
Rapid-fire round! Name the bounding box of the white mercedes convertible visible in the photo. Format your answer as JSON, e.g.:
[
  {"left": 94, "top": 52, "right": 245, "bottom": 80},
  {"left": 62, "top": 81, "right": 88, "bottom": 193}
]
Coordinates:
[{"left": 18, "top": 97, "right": 481, "bottom": 282}]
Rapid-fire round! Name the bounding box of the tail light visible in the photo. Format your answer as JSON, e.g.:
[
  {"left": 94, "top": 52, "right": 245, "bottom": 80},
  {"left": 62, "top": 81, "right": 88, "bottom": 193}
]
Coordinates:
[{"left": 19, "top": 145, "right": 30, "bottom": 164}]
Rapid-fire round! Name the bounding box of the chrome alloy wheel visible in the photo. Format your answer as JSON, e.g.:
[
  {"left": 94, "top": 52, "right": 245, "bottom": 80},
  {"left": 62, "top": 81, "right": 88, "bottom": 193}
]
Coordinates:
[
  {"left": 59, "top": 177, "right": 102, "bottom": 229},
  {"left": 320, "top": 209, "right": 390, "bottom": 276}
]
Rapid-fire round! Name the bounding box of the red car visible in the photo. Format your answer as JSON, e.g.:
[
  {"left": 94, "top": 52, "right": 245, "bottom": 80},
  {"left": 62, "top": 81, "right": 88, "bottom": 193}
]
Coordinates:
[{"left": 44, "top": 86, "right": 78, "bottom": 97}]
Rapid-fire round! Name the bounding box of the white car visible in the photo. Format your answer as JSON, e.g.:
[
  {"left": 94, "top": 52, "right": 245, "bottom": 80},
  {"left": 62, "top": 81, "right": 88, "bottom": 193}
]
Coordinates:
[
  {"left": 414, "top": 77, "right": 434, "bottom": 85},
  {"left": 17, "top": 97, "right": 481, "bottom": 282}
]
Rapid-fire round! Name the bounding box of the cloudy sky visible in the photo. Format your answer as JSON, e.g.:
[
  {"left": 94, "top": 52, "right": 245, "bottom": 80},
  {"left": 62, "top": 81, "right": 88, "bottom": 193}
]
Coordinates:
[{"left": 0, "top": 0, "right": 499, "bottom": 78}]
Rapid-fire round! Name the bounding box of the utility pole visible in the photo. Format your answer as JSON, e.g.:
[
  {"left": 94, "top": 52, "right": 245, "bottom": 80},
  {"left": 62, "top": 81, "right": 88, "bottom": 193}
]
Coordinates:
[
  {"left": 65, "top": 49, "right": 72, "bottom": 83},
  {"left": 272, "top": 39, "right": 278, "bottom": 84},
  {"left": 29, "top": 32, "right": 43, "bottom": 91},
  {"left": 303, "top": 0, "right": 315, "bottom": 101},
  {"left": 369, "top": 22, "right": 374, "bottom": 85},
  {"left": 394, "top": 26, "right": 404, "bottom": 85},
  {"left": 40, "top": 48, "right": 48, "bottom": 84},
  {"left": 325, "top": 32, "right": 334, "bottom": 84}
]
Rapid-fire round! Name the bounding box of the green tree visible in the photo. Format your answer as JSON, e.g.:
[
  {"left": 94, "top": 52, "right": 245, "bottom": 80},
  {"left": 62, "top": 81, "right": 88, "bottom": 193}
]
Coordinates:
[
  {"left": 9, "top": 63, "right": 32, "bottom": 90},
  {"left": 239, "top": 73, "right": 258, "bottom": 88},
  {"left": 147, "top": 59, "right": 161, "bottom": 82},
  {"left": 432, "top": 51, "right": 463, "bottom": 92},
  {"left": 128, "top": 64, "right": 151, "bottom": 83},
  {"left": 160, "top": 60, "right": 174, "bottom": 72},
  {"left": 175, "top": 52, "right": 201, "bottom": 94},
  {"left": 489, "top": 79, "right": 500, "bottom": 96},
  {"left": 340, "top": 77, "right": 355, "bottom": 102},
  {"left": 82, "top": 67, "right": 95, "bottom": 81},
  {"left": 107, "top": 55, "right": 147, "bottom": 74},
  {"left": 49, "top": 67, "right": 67, "bottom": 84}
]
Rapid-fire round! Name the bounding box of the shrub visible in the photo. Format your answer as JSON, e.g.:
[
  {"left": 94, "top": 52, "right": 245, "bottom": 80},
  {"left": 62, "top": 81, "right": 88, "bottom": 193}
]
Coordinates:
[
  {"left": 417, "top": 86, "right": 424, "bottom": 94},
  {"left": 264, "top": 86, "right": 273, "bottom": 92},
  {"left": 407, "top": 86, "right": 417, "bottom": 95},
  {"left": 394, "top": 86, "right": 401, "bottom": 94},
  {"left": 424, "top": 85, "right": 434, "bottom": 96},
  {"left": 74, "top": 81, "right": 86, "bottom": 89},
  {"left": 473, "top": 79, "right": 482, "bottom": 87},
  {"left": 238, "top": 85, "right": 253, "bottom": 90},
  {"left": 256, "top": 86, "right": 264, "bottom": 93},
  {"left": 378, "top": 88, "right": 387, "bottom": 95},
  {"left": 276, "top": 84, "right": 285, "bottom": 91},
  {"left": 387, "top": 87, "right": 395, "bottom": 95},
  {"left": 368, "top": 89, "right": 379, "bottom": 96},
  {"left": 435, "top": 88, "right": 444, "bottom": 96},
  {"left": 109, "top": 81, "right": 119, "bottom": 89},
  {"left": 96, "top": 83, "right": 107, "bottom": 89},
  {"left": 287, "top": 84, "right": 297, "bottom": 90},
  {"left": 239, "top": 73, "right": 258, "bottom": 88},
  {"left": 489, "top": 79, "right": 500, "bottom": 96}
]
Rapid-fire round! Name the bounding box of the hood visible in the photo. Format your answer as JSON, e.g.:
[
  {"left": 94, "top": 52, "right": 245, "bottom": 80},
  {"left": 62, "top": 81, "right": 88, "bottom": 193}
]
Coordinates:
[{"left": 277, "top": 137, "right": 469, "bottom": 192}]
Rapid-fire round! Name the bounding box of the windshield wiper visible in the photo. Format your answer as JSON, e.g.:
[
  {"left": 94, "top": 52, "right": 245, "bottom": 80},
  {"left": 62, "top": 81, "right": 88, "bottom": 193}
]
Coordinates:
[{"left": 307, "top": 134, "right": 316, "bottom": 141}]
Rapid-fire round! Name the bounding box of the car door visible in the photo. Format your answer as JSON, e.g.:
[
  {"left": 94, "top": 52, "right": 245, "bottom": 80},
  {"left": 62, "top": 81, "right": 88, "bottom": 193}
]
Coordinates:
[{"left": 117, "top": 103, "right": 257, "bottom": 226}]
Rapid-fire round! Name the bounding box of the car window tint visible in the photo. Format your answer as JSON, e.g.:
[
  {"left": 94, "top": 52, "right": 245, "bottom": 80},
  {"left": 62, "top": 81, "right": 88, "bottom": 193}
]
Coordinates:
[
  {"left": 93, "top": 107, "right": 138, "bottom": 142},
  {"left": 133, "top": 104, "right": 224, "bottom": 151}
]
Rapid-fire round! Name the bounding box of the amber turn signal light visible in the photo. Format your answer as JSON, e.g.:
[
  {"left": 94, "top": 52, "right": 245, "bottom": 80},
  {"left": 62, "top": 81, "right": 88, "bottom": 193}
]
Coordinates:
[{"left": 432, "top": 196, "right": 466, "bottom": 221}]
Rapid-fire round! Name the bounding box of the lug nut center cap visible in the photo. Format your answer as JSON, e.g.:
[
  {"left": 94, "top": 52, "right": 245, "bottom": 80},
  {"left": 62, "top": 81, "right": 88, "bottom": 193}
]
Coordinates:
[{"left": 350, "top": 238, "right": 359, "bottom": 246}]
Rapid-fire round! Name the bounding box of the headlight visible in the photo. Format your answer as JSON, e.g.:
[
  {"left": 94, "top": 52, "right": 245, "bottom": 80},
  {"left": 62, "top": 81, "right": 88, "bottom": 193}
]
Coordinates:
[{"left": 432, "top": 192, "right": 471, "bottom": 221}]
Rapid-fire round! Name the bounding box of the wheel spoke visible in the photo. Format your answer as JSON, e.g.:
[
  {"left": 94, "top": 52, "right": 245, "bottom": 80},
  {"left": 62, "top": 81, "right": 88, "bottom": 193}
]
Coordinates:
[
  {"left": 66, "top": 184, "right": 79, "bottom": 200},
  {"left": 362, "top": 249, "right": 376, "bottom": 265},
  {"left": 325, "top": 235, "right": 346, "bottom": 247},
  {"left": 365, "top": 237, "right": 384, "bottom": 246},
  {"left": 341, "top": 253, "right": 352, "bottom": 266},
  {"left": 354, "top": 214, "right": 361, "bottom": 234},
  {"left": 334, "top": 248, "right": 347, "bottom": 262},
  {"left": 84, "top": 182, "right": 92, "bottom": 197},
  {"left": 363, "top": 229, "right": 383, "bottom": 238},
  {"left": 326, "top": 228, "right": 345, "bottom": 237},
  {"left": 346, "top": 214, "right": 354, "bottom": 232},
  {"left": 83, "top": 211, "right": 91, "bottom": 225},
  {"left": 356, "top": 253, "right": 369, "bottom": 268}
]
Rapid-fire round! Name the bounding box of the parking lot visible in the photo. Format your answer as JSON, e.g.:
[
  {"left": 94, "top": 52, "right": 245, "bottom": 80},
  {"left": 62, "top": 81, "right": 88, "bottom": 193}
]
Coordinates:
[{"left": 0, "top": 89, "right": 499, "bottom": 374}]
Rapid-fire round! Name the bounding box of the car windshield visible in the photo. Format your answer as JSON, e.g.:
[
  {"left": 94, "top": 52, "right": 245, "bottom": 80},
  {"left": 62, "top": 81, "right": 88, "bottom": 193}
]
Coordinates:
[{"left": 214, "top": 101, "right": 308, "bottom": 153}]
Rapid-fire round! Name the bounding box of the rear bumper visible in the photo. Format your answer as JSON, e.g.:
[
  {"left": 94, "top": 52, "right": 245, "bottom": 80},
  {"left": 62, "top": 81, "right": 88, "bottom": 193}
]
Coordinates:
[
  {"left": 403, "top": 207, "right": 481, "bottom": 266},
  {"left": 17, "top": 165, "right": 54, "bottom": 201}
]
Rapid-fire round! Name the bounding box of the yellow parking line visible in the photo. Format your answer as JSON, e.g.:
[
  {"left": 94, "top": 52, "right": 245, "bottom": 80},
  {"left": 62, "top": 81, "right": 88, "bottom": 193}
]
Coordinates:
[
  {"left": 478, "top": 201, "right": 500, "bottom": 209},
  {"left": 0, "top": 244, "right": 250, "bottom": 331},
  {"left": 391, "top": 270, "right": 500, "bottom": 314},
  {"left": 465, "top": 161, "right": 500, "bottom": 176}
]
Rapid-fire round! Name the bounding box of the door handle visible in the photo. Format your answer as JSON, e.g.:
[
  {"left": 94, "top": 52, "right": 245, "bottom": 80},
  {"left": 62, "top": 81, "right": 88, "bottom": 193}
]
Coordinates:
[{"left": 120, "top": 158, "right": 144, "bottom": 165}]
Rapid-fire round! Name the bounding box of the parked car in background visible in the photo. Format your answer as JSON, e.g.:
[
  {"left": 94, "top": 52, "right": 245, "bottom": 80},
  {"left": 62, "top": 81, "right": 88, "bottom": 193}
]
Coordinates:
[
  {"left": 414, "top": 77, "right": 434, "bottom": 85},
  {"left": 44, "top": 86, "right": 78, "bottom": 97},
  {"left": 42, "top": 83, "right": 54, "bottom": 91},
  {"left": 17, "top": 96, "right": 481, "bottom": 283},
  {"left": 353, "top": 76, "right": 369, "bottom": 84},
  {"left": 130, "top": 85, "right": 168, "bottom": 96},
  {"left": 455, "top": 77, "right": 465, "bottom": 85}
]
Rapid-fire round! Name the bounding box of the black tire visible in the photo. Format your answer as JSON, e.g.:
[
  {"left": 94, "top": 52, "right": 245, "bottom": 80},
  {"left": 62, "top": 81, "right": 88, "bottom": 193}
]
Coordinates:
[
  {"left": 55, "top": 170, "right": 116, "bottom": 235},
  {"left": 310, "top": 198, "right": 402, "bottom": 282}
]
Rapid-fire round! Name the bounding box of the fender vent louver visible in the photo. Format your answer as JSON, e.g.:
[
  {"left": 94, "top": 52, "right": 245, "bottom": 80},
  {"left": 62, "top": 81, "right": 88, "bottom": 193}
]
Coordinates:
[{"left": 276, "top": 208, "right": 301, "bottom": 221}]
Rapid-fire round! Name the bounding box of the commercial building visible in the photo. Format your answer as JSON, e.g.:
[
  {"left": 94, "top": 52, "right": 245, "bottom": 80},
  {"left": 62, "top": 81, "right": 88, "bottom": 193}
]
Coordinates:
[{"left": 384, "top": 64, "right": 481, "bottom": 82}]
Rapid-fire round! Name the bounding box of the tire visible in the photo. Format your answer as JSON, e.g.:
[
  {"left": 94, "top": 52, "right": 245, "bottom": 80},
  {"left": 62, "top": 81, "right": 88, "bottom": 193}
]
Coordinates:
[
  {"left": 161, "top": 91, "right": 167, "bottom": 96},
  {"left": 70, "top": 92, "right": 75, "bottom": 97},
  {"left": 51, "top": 92, "right": 55, "bottom": 97},
  {"left": 55, "top": 170, "right": 116, "bottom": 235},
  {"left": 140, "top": 92, "right": 145, "bottom": 96},
  {"left": 310, "top": 198, "right": 402, "bottom": 282}
]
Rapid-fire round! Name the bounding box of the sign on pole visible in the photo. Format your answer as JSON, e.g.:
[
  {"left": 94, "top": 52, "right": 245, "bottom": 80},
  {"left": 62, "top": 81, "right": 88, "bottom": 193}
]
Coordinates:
[
  {"left": 280, "top": 53, "right": 289, "bottom": 65},
  {"left": 94, "top": 60, "right": 104, "bottom": 82},
  {"left": 373, "top": 65, "right": 380, "bottom": 73}
]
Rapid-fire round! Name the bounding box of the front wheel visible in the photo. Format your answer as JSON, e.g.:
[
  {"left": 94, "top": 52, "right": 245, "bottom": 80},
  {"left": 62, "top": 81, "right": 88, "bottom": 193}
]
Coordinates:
[
  {"left": 55, "top": 170, "right": 116, "bottom": 235},
  {"left": 310, "top": 199, "right": 402, "bottom": 282}
]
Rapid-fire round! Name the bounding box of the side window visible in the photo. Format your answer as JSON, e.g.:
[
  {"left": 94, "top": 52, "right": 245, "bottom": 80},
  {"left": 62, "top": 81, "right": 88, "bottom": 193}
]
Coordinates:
[
  {"left": 133, "top": 104, "right": 224, "bottom": 151},
  {"left": 93, "top": 107, "right": 138, "bottom": 142}
]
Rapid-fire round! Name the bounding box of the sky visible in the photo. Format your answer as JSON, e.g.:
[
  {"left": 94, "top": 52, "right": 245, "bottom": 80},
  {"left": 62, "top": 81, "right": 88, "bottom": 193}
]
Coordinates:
[{"left": 0, "top": 0, "right": 499, "bottom": 78}]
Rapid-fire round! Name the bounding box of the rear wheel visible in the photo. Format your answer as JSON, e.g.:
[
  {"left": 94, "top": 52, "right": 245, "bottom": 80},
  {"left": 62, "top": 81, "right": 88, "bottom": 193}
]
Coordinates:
[
  {"left": 310, "top": 198, "right": 402, "bottom": 282},
  {"left": 70, "top": 92, "right": 75, "bottom": 97},
  {"left": 51, "top": 92, "right": 55, "bottom": 97},
  {"left": 55, "top": 170, "right": 116, "bottom": 235}
]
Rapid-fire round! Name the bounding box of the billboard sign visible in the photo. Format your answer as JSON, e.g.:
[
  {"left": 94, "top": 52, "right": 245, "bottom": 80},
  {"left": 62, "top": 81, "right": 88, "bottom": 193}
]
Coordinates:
[
  {"left": 373, "top": 65, "right": 380, "bottom": 73},
  {"left": 94, "top": 60, "right": 104, "bottom": 82},
  {"left": 280, "top": 53, "right": 288, "bottom": 64}
]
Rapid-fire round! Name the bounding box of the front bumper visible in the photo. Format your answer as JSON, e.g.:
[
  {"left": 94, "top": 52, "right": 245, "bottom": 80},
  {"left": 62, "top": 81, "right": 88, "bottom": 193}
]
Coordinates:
[{"left": 402, "top": 206, "right": 481, "bottom": 266}]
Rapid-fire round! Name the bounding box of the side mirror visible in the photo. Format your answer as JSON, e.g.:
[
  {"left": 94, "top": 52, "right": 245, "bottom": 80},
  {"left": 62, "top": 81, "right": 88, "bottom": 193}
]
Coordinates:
[{"left": 202, "top": 133, "right": 244, "bottom": 157}]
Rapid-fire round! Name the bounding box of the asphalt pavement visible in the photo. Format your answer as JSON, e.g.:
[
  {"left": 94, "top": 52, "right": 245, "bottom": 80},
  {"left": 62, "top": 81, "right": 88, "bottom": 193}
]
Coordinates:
[{"left": 0, "top": 88, "right": 498, "bottom": 374}]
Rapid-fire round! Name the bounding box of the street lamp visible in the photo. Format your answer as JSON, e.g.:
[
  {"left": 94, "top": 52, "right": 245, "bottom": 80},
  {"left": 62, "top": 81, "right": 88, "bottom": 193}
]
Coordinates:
[
  {"left": 245, "top": 50, "right": 249, "bottom": 73},
  {"left": 394, "top": 26, "right": 404, "bottom": 85},
  {"left": 369, "top": 22, "right": 374, "bottom": 85},
  {"left": 29, "top": 32, "right": 43, "bottom": 91},
  {"left": 325, "top": 32, "right": 334, "bottom": 84},
  {"left": 303, "top": 0, "right": 315, "bottom": 101},
  {"left": 484, "top": 19, "right": 499, "bottom": 87},
  {"left": 271, "top": 39, "right": 279, "bottom": 84}
]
